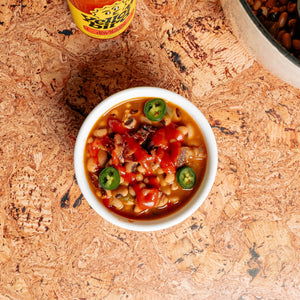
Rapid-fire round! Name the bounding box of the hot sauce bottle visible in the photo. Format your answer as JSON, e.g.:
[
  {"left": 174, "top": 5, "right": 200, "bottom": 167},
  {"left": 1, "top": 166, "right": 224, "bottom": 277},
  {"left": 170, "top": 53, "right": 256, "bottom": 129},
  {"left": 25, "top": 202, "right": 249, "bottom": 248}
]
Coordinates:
[{"left": 67, "top": 0, "right": 136, "bottom": 39}]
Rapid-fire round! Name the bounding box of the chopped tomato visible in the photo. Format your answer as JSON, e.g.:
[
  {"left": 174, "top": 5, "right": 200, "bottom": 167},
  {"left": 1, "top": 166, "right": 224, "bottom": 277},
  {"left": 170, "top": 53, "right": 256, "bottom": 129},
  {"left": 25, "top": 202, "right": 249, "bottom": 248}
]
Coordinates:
[
  {"left": 87, "top": 138, "right": 101, "bottom": 159},
  {"left": 160, "top": 154, "right": 175, "bottom": 173},
  {"left": 146, "top": 176, "right": 160, "bottom": 188},
  {"left": 169, "top": 126, "right": 185, "bottom": 142},
  {"left": 133, "top": 184, "right": 160, "bottom": 210},
  {"left": 87, "top": 135, "right": 112, "bottom": 162},
  {"left": 152, "top": 128, "right": 169, "bottom": 149},
  {"left": 124, "top": 135, "right": 154, "bottom": 175},
  {"left": 155, "top": 147, "right": 164, "bottom": 164},
  {"left": 151, "top": 124, "right": 184, "bottom": 147},
  {"left": 102, "top": 197, "right": 110, "bottom": 208},
  {"left": 170, "top": 141, "right": 182, "bottom": 163},
  {"left": 107, "top": 117, "right": 128, "bottom": 134},
  {"left": 111, "top": 149, "right": 120, "bottom": 166},
  {"left": 116, "top": 165, "right": 136, "bottom": 183},
  {"left": 155, "top": 141, "right": 182, "bottom": 174}
]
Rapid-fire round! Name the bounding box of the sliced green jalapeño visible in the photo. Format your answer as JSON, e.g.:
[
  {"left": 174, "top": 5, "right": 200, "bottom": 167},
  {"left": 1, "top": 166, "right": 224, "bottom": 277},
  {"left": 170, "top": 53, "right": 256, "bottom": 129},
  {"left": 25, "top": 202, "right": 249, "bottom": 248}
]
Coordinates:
[
  {"left": 144, "top": 98, "right": 167, "bottom": 121},
  {"left": 99, "top": 167, "right": 120, "bottom": 190},
  {"left": 176, "top": 166, "right": 196, "bottom": 189}
]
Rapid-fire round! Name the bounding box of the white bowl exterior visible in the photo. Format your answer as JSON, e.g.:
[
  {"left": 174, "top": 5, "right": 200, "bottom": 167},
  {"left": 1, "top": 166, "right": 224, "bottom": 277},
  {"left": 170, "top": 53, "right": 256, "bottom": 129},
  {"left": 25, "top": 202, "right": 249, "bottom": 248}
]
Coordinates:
[
  {"left": 220, "top": 0, "right": 300, "bottom": 89},
  {"left": 74, "top": 87, "right": 218, "bottom": 231}
]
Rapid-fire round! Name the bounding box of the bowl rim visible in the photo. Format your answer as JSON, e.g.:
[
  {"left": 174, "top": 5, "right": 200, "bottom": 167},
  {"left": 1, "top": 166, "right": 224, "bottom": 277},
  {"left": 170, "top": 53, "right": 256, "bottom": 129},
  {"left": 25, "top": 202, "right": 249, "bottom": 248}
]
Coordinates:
[
  {"left": 74, "top": 87, "right": 218, "bottom": 232},
  {"left": 240, "top": 0, "right": 300, "bottom": 68}
]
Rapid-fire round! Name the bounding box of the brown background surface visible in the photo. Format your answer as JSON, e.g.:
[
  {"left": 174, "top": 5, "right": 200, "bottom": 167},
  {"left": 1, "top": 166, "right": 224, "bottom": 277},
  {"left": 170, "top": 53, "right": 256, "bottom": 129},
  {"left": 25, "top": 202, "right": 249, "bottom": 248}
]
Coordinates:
[{"left": 0, "top": 0, "right": 299, "bottom": 299}]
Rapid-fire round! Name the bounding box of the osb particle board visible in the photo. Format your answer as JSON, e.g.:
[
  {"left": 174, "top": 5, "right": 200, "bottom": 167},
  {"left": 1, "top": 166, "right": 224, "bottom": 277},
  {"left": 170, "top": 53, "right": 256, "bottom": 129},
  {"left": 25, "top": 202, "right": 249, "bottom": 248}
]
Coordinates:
[{"left": 0, "top": 0, "right": 299, "bottom": 299}]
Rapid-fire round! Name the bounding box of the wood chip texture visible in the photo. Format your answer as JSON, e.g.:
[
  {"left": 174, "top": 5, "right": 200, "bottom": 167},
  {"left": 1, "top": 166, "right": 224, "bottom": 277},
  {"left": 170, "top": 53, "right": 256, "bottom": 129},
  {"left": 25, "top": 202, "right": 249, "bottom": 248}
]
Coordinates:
[{"left": 0, "top": 0, "right": 299, "bottom": 299}]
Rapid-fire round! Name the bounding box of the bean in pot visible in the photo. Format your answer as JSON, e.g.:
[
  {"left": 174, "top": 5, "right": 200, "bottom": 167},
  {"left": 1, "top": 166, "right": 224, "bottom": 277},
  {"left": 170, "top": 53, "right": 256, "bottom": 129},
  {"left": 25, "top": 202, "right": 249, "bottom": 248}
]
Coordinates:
[
  {"left": 253, "top": 0, "right": 262, "bottom": 11},
  {"left": 282, "top": 32, "right": 292, "bottom": 49},
  {"left": 248, "top": 0, "right": 300, "bottom": 59},
  {"left": 293, "top": 39, "right": 300, "bottom": 49},
  {"left": 278, "top": 11, "right": 288, "bottom": 28}
]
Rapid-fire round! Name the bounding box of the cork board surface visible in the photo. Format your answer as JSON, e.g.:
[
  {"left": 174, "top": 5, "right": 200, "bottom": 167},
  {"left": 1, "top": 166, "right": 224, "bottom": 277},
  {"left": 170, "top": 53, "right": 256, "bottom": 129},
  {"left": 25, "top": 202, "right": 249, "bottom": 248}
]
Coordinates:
[{"left": 0, "top": 0, "right": 299, "bottom": 299}]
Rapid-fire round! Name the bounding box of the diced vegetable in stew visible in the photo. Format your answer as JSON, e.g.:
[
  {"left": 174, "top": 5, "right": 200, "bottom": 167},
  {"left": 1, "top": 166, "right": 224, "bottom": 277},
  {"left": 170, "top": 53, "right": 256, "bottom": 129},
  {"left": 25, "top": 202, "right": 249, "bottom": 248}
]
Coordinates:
[
  {"left": 99, "top": 167, "right": 120, "bottom": 190},
  {"left": 176, "top": 166, "right": 196, "bottom": 189},
  {"left": 144, "top": 98, "right": 167, "bottom": 121}
]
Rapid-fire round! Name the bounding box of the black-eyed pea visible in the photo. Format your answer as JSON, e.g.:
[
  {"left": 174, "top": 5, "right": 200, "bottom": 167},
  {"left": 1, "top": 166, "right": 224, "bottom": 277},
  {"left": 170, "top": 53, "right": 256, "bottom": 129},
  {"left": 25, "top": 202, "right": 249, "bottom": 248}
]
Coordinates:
[
  {"left": 156, "top": 167, "right": 164, "bottom": 175},
  {"left": 98, "top": 120, "right": 106, "bottom": 127},
  {"left": 120, "top": 178, "right": 128, "bottom": 185},
  {"left": 114, "top": 185, "right": 128, "bottom": 198},
  {"left": 158, "top": 195, "right": 169, "bottom": 207},
  {"left": 110, "top": 198, "right": 124, "bottom": 210},
  {"left": 171, "top": 182, "right": 179, "bottom": 191},
  {"left": 110, "top": 109, "right": 119, "bottom": 117},
  {"left": 177, "top": 126, "right": 188, "bottom": 136},
  {"left": 173, "top": 107, "right": 181, "bottom": 121},
  {"left": 187, "top": 124, "right": 195, "bottom": 139},
  {"left": 106, "top": 190, "right": 112, "bottom": 198},
  {"left": 129, "top": 186, "right": 136, "bottom": 197},
  {"left": 87, "top": 157, "right": 98, "bottom": 173},
  {"left": 125, "top": 161, "right": 138, "bottom": 173},
  {"left": 93, "top": 128, "right": 107, "bottom": 137},
  {"left": 125, "top": 199, "right": 135, "bottom": 206},
  {"left": 124, "top": 108, "right": 131, "bottom": 117},
  {"left": 87, "top": 137, "right": 94, "bottom": 143},
  {"left": 130, "top": 108, "right": 138, "bottom": 115},
  {"left": 140, "top": 115, "right": 152, "bottom": 124},
  {"left": 122, "top": 109, "right": 131, "bottom": 121},
  {"left": 134, "top": 205, "right": 143, "bottom": 213},
  {"left": 114, "top": 133, "right": 123, "bottom": 145},
  {"left": 161, "top": 178, "right": 168, "bottom": 187},
  {"left": 157, "top": 175, "right": 165, "bottom": 187},
  {"left": 163, "top": 114, "right": 172, "bottom": 126},
  {"left": 169, "top": 196, "right": 180, "bottom": 204},
  {"left": 97, "top": 149, "right": 108, "bottom": 168},
  {"left": 136, "top": 173, "right": 144, "bottom": 181},
  {"left": 123, "top": 117, "right": 137, "bottom": 129},
  {"left": 161, "top": 186, "right": 171, "bottom": 195},
  {"left": 137, "top": 165, "right": 146, "bottom": 174},
  {"left": 164, "top": 174, "right": 175, "bottom": 186}
]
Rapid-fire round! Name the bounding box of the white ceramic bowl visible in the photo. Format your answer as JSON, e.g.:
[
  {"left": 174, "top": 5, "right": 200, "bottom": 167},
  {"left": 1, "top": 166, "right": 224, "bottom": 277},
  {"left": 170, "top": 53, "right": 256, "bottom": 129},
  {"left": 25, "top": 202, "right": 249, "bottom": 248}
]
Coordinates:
[
  {"left": 74, "top": 87, "right": 218, "bottom": 231},
  {"left": 220, "top": 0, "right": 300, "bottom": 89}
]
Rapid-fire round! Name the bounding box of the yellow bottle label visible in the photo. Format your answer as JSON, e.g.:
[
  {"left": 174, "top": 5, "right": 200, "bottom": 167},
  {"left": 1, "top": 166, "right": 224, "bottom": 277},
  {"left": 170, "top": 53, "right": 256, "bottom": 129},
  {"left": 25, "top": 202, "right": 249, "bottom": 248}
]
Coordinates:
[{"left": 67, "top": 0, "right": 136, "bottom": 39}]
